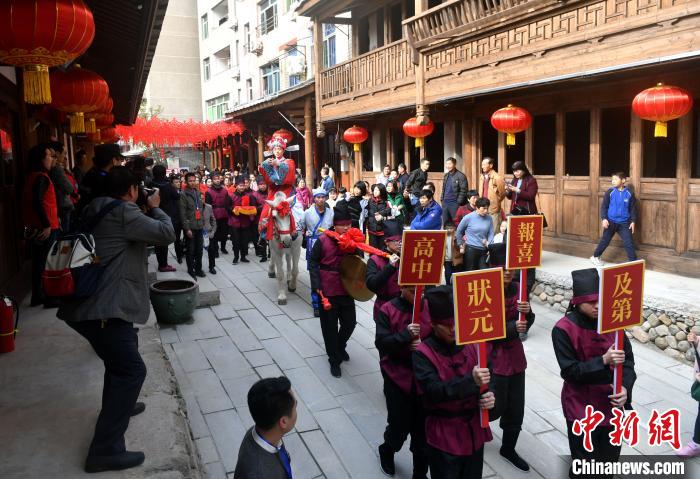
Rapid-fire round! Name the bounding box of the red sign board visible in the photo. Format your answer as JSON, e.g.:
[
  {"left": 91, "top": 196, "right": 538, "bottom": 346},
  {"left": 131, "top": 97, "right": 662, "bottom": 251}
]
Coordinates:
[
  {"left": 399, "top": 230, "right": 446, "bottom": 286},
  {"left": 453, "top": 268, "right": 506, "bottom": 345},
  {"left": 598, "top": 260, "right": 645, "bottom": 334},
  {"left": 506, "top": 215, "right": 544, "bottom": 270}
]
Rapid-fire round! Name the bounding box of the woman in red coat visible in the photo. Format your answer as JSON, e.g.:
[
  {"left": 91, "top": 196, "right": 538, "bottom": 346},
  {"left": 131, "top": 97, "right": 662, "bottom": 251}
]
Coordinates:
[{"left": 505, "top": 161, "right": 538, "bottom": 215}]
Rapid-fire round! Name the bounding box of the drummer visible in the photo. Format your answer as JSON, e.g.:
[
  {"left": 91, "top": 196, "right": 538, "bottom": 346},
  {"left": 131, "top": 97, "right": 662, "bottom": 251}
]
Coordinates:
[
  {"left": 366, "top": 219, "right": 403, "bottom": 319},
  {"left": 308, "top": 201, "right": 358, "bottom": 378}
]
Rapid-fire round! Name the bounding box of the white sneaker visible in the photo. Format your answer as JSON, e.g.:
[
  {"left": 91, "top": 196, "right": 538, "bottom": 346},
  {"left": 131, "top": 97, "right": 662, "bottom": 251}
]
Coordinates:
[{"left": 590, "top": 256, "right": 604, "bottom": 267}]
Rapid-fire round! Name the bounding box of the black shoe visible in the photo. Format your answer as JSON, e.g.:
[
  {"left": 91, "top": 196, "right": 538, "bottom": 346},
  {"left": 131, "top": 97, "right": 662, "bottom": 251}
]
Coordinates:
[
  {"left": 232, "top": 257, "right": 239, "bottom": 264},
  {"left": 500, "top": 447, "right": 530, "bottom": 472},
  {"left": 43, "top": 298, "right": 61, "bottom": 309},
  {"left": 240, "top": 257, "right": 249, "bottom": 263},
  {"left": 341, "top": 350, "right": 350, "bottom": 362},
  {"left": 84, "top": 451, "right": 145, "bottom": 473},
  {"left": 221, "top": 248, "right": 228, "bottom": 254},
  {"left": 188, "top": 271, "right": 197, "bottom": 280},
  {"left": 330, "top": 364, "right": 341, "bottom": 378},
  {"left": 313, "top": 308, "right": 320, "bottom": 317},
  {"left": 260, "top": 257, "right": 267, "bottom": 263},
  {"left": 209, "top": 267, "right": 217, "bottom": 275},
  {"left": 131, "top": 401, "right": 146, "bottom": 417},
  {"left": 195, "top": 270, "right": 206, "bottom": 278},
  {"left": 176, "top": 256, "right": 183, "bottom": 264},
  {"left": 378, "top": 443, "right": 395, "bottom": 476}
]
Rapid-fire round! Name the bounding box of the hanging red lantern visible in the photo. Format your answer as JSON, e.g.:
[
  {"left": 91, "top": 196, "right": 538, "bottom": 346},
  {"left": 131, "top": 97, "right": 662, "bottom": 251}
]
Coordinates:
[
  {"left": 100, "top": 127, "right": 118, "bottom": 143},
  {"left": 273, "top": 128, "right": 294, "bottom": 144},
  {"left": 0, "top": 0, "right": 95, "bottom": 104},
  {"left": 343, "top": 125, "right": 368, "bottom": 152},
  {"left": 491, "top": 105, "right": 532, "bottom": 146},
  {"left": 632, "top": 83, "right": 693, "bottom": 138},
  {"left": 87, "top": 96, "right": 114, "bottom": 133},
  {"left": 403, "top": 117, "right": 435, "bottom": 147},
  {"left": 51, "top": 65, "right": 109, "bottom": 134}
]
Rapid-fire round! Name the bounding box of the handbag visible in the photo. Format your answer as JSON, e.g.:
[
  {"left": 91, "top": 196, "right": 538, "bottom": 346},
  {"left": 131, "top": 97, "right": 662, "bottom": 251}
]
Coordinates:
[
  {"left": 691, "top": 344, "right": 700, "bottom": 402},
  {"left": 534, "top": 192, "right": 549, "bottom": 228}
]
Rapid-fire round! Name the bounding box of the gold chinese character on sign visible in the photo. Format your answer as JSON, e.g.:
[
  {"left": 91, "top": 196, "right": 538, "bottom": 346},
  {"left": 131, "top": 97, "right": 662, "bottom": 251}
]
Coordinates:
[
  {"left": 413, "top": 237, "right": 435, "bottom": 258},
  {"left": 467, "top": 279, "right": 492, "bottom": 307},
  {"left": 411, "top": 259, "right": 432, "bottom": 279},
  {"left": 611, "top": 297, "right": 632, "bottom": 323},
  {"left": 518, "top": 222, "right": 535, "bottom": 242},
  {"left": 612, "top": 272, "right": 633, "bottom": 298},
  {"left": 517, "top": 243, "right": 534, "bottom": 263},
  {"left": 469, "top": 307, "right": 494, "bottom": 335}
]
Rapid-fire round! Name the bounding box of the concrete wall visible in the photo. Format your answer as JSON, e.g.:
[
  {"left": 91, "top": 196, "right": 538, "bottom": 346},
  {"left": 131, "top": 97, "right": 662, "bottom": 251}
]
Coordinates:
[{"left": 143, "top": 0, "right": 203, "bottom": 121}]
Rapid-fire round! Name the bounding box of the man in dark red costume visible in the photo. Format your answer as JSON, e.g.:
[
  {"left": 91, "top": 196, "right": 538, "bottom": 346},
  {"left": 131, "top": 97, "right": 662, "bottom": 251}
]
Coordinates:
[{"left": 366, "top": 219, "right": 403, "bottom": 319}]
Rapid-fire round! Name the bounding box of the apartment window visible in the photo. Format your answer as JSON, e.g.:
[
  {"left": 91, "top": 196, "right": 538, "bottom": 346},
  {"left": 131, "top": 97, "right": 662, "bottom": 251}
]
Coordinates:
[
  {"left": 322, "top": 24, "right": 336, "bottom": 68},
  {"left": 244, "top": 23, "right": 251, "bottom": 52},
  {"left": 206, "top": 94, "right": 230, "bottom": 122},
  {"left": 203, "top": 57, "right": 211, "bottom": 81},
  {"left": 201, "top": 14, "right": 208, "bottom": 39},
  {"left": 247, "top": 79, "right": 253, "bottom": 101},
  {"left": 260, "top": 0, "right": 278, "bottom": 35},
  {"left": 213, "top": 47, "right": 231, "bottom": 75},
  {"left": 289, "top": 74, "right": 302, "bottom": 87},
  {"left": 261, "top": 61, "right": 280, "bottom": 96}
]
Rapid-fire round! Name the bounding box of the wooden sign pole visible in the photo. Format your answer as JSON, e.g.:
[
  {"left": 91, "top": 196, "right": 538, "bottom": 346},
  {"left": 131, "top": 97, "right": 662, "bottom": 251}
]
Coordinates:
[
  {"left": 518, "top": 269, "right": 527, "bottom": 324},
  {"left": 478, "top": 342, "right": 489, "bottom": 428},
  {"left": 412, "top": 285, "right": 425, "bottom": 325}
]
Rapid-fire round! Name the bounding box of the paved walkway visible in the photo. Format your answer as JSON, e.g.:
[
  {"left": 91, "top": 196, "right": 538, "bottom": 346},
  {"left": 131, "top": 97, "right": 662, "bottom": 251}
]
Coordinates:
[{"left": 156, "top": 249, "right": 700, "bottom": 479}]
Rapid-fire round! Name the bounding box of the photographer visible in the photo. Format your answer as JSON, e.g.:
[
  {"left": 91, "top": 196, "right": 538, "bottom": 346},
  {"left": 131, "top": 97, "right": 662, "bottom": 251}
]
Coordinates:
[{"left": 57, "top": 166, "right": 175, "bottom": 473}]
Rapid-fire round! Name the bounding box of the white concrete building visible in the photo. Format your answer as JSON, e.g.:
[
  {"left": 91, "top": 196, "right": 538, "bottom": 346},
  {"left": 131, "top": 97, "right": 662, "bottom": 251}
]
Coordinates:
[{"left": 196, "top": 0, "right": 350, "bottom": 122}]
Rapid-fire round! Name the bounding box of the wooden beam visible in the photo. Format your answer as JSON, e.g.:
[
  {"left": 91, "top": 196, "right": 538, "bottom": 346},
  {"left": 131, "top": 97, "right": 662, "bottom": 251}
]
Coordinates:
[
  {"left": 257, "top": 124, "right": 264, "bottom": 166},
  {"left": 304, "top": 95, "right": 314, "bottom": 186},
  {"left": 462, "top": 118, "right": 474, "bottom": 189},
  {"left": 675, "top": 113, "right": 691, "bottom": 254},
  {"left": 324, "top": 16, "right": 355, "bottom": 25},
  {"left": 312, "top": 20, "right": 325, "bottom": 135},
  {"left": 629, "top": 112, "right": 642, "bottom": 193},
  {"left": 555, "top": 111, "right": 565, "bottom": 237},
  {"left": 589, "top": 108, "right": 601, "bottom": 242}
]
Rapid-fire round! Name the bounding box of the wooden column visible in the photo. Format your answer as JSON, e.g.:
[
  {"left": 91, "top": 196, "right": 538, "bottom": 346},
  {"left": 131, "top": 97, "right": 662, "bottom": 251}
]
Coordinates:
[
  {"left": 386, "top": 128, "right": 394, "bottom": 168},
  {"left": 304, "top": 95, "right": 313, "bottom": 186},
  {"left": 312, "top": 20, "right": 325, "bottom": 138},
  {"left": 589, "top": 108, "right": 601, "bottom": 242},
  {"left": 462, "top": 119, "right": 474, "bottom": 189},
  {"left": 524, "top": 126, "right": 533, "bottom": 173},
  {"left": 403, "top": 134, "right": 410, "bottom": 166},
  {"left": 555, "top": 111, "right": 565, "bottom": 237},
  {"left": 675, "top": 114, "right": 692, "bottom": 254},
  {"left": 629, "top": 112, "right": 642, "bottom": 193},
  {"left": 355, "top": 148, "right": 363, "bottom": 186},
  {"left": 497, "top": 132, "right": 506, "bottom": 177},
  {"left": 414, "top": 1, "right": 428, "bottom": 126},
  {"left": 257, "top": 124, "right": 264, "bottom": 166}
]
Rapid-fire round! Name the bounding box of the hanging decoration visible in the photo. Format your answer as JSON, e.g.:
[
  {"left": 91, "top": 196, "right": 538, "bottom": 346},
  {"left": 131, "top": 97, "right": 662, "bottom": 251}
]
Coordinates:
[
  {"left": 343, "top": 125, "right": 368, "bottom": 152},
  {"left": 632, "top": 83, "right": 693, "bottom": 138},
  {"left": 50, "top": 65, "right": 109, "bottom": 133},
  {"left": 272, "top": 128, "right": 294, "bottom": 144},
  {"left": 490, "top": 105, "right": 532, "bottom": 146},
  {"left": 115, "top": 117, "right": 245, "bottom": 147},
  {"left": 87, "top": 96, "right": 114, "bottom": 133},
  {"left": 403, "top": 117, "right": 435, "bottom": 147},
  {"left": 0, "top": 0, "right": 95, "bottom": 104}
]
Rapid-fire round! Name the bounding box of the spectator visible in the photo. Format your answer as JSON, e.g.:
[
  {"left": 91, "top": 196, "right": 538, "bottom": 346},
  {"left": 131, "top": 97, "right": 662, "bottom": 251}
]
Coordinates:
[
  {"left": 410, "top": 189, "right": 442, "bottom": 231},
  {"left": 205, "top": 171, "right": 233, "bottom": 257},
  {"left": 202, "top": 193, "right": 218, "bottom": 274},
  {"left": 590, "top": 171, "right": 638, "bottom": 266},
  {"left": 346, "top": 181, "right": 368, "bottom": 231},
  {"left": 478, "top": 157, "right": 506, "bottom": 232},
  {"left": 150, "top": 165, "right": 179, "bottom": 271},
  {"left": 367, "top": 183, "right": 393, "bottom": 249},
  {"left": 295, "top": 178, "right": 312, "bottom": 210},
  {"left": 73, "top": 149, "right": 87, "bottom": 185},
  {"left": 251, "top": 178, "right": 268, "bottom": 261},
  {"left": 319, "top": 166, "right": 334, "bottom": 193},
  {"left": 233, "top": 377, "right": 297, "bottom": 479},
  {"left": 456, "top": 197, "right": 495, "bottom": 271},
  {"left": 506, "top": 161, "right": 538, "bottom": 215},
  {"left": 229, "top": 176, "right": 258, "bottom": 264},
  {"left": 326, "top": 187, "right": 339, "bottom": 209},
  {"left": 57, "top": 166, "right": 174, "bottom": 473},
  {"left": 441, "top": 157, "right": 468, "bottom": 227},
  {"left": 492, "top": 220, "right": 508, "bottom": 244},
  {"left": 677, "top": 331, "right": 700, "bottom": 458},
  {"left": 338, "top": 186, "right": 348, "bottom": 201},
  {"left": 248, "top": 173, "right": 258, "bottom": 192},
  {"left": 386, "top": 180, "right": 407, "bottom": 225},
  {"left": 405, "top": 159, "right": 430, "bottom": 206},
  {"left": 78, "top": 143, "right": 121, "bottom": 214},
  {"left": 444, "top": 223, "right": 464, "bottom": 286},
  {"left": 396, "top": 163, "right": 409, "bottom": 192},
  {"left": 48, "top": 141, "right": 78, "bottom": 233},
  {"left": 389, "top": 169, "right": 398, "bottom": 182},
  {"left": 454, "top": 189, "right": 479, "bottom": 226},
  {"left": 23, "top": 143, "right": 60, "bottom": 307},
  {"left": 180, "top": 172, "right": 206, "bottom": 279},
  {"left": 376, "top": 164, "right": 392, "bottom": 186},
  {"left": 168, "top": 175, "right": 184, "bottom": 263}
]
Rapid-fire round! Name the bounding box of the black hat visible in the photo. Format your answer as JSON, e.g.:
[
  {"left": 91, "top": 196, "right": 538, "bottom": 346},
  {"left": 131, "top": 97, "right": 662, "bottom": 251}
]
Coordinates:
[
  {"left": 571, "top": 268, "right": 600, "bottom": 305},
  {"left": 424, "top": 285, "right": 454, "bottom": 325},
  {"left": 234, "top": 175, "right": 246, "bottom": 185},
  {"left": 333, "top": 200, "right": 352, "bottom": 225},
  {"left": 382, "top": 219, "right": 403, "bottom": 241},
  {"left": 488, "top": 242, "right": 507, "bottom": 267}
]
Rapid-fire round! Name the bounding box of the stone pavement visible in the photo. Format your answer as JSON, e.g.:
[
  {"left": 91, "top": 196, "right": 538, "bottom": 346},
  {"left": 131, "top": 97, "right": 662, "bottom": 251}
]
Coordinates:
[{"left": 156, "top": 248, "right": 700, "bottom": 479}]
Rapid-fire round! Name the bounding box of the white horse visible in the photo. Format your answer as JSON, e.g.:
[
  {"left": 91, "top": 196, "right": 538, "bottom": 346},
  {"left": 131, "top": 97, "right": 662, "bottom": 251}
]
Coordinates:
[{"left": 264, "top": 192, "right": 302, "bottom": 305}]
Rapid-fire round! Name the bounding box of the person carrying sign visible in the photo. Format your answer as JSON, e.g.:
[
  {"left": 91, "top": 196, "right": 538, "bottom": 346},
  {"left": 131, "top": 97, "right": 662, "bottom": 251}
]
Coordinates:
[
  {"left": 551, "top": 268, "right": 636, "bottom": 479},
  {"left": 413, "top": 286, "right": 495, "bottom": 479},
  {"left": 375, "top": 283, "right": 431, "bottom": 478},
  {"left": 486, "top": 243, "right": 534, "bottom": 471},
  {"left": 366, "top": 219, "right": 403, "bottom": 319}
]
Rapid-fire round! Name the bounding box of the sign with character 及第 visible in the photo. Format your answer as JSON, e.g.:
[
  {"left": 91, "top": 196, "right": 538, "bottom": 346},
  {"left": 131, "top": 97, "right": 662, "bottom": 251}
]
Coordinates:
[
  {"left": 506, "top": 215, "right": 544, "bottom": 270},
  {"left": 398, "top": 230, "right": 446, "bottom": 286},
  {"left": 598, "top": 260, "right": 645, "bottom": 334}
]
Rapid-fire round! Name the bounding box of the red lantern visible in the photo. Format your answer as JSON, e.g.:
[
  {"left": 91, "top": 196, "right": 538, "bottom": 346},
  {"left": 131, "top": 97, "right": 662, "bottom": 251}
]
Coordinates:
[
  {"left": 632, "top": 83, "right": 693, "bottom": 138},
  {"left": 51, "top": 65, "right": 109, "bottom": 133},
  {"left": 343, "top": 125, "right": 368, "bottom": 152},
  {"left": 403, "top": 117, "right": 435, "bottom": 148},
  {"left": 0, "top": 0, "right": 95, "bottom": 104},
  {"left": 273, "top": 128, "right": 294, "bottom": 144},
  {"left": 491, "top": 105, "right": 532, "bottom": 146},
  {"left": 100, "top": 127, "right": 118, "bottom": 143}
]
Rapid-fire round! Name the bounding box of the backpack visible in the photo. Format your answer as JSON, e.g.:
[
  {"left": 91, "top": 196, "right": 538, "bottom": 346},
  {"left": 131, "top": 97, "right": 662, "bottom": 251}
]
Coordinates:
[{"left": 42, "top": 200, "right": 123, "bottom": 299}]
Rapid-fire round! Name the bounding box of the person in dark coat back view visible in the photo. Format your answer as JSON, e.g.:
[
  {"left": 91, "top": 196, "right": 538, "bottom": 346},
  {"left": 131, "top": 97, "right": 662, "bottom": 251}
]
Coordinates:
[
  {"left": 151, "top": 164, "right": 179, "bottom": 271},
  {"left": 77, "top": 143, "right": 121, "bottom": 215}
]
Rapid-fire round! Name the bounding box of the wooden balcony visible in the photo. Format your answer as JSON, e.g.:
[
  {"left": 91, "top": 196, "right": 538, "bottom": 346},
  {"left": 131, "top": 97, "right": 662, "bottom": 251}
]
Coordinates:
[{"left": 318, "top": 39, "right": 416, "bottom": 118}]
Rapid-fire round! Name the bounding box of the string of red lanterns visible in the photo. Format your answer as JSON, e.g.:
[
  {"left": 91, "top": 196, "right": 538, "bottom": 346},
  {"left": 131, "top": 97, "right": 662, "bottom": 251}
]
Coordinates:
[{"left": 115, "top": 117, "right": 245, "bottom": 147}]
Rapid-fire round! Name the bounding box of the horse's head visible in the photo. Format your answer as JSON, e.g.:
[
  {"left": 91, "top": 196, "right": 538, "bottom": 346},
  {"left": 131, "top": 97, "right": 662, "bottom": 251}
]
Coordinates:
[{"left": 266, "top": 192, "right": 296, "bottom": 247}]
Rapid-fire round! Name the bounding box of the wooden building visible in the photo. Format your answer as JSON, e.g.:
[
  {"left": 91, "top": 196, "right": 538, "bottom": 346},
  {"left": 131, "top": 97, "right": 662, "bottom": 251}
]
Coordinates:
[
  {"left": 298, "top": 0, "right": 700, "bottom": 277},
  {"left": 0, "top": 0, "right": 169, "bottom": 290}
]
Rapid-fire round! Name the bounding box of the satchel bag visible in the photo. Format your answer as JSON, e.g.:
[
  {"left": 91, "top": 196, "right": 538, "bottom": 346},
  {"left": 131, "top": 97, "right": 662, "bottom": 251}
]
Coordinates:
[
  {"left": 534, "top": 192, "right": 549, "bottom": 229},
  {"left": 691, "top": 344, "right": 700, "bottom": 402}
]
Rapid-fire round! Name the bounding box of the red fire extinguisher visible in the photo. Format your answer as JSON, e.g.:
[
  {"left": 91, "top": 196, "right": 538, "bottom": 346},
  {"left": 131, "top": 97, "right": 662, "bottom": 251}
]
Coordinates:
[{"left": 0, "top": 295, "right": 19, "bottom": 353}]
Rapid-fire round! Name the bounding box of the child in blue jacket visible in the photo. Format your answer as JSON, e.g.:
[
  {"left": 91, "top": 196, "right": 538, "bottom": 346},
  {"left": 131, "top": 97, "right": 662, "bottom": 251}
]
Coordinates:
[{"left": 590, "top": 171, "right": 637, "bottom": 265}]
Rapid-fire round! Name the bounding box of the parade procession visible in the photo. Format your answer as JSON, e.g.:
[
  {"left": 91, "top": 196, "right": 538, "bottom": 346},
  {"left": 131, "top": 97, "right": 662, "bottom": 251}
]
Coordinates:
[{"left": 3, "top": 1, "right": 700, "bottom": 478}]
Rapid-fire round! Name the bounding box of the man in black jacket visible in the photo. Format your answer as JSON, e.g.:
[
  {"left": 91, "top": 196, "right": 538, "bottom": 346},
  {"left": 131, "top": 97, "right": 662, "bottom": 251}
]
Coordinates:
[
  {"left": 440, "top": 157, "right": 468, "bottom": 227},
  {"left": 151, "top": 164, "right": 179, "bottom": 271},
  {"left": 78, "top": 144, "right": 121, "bottom": 215},
  {"left": 405, "top": 159, "right": 430, "bottom": 202}
]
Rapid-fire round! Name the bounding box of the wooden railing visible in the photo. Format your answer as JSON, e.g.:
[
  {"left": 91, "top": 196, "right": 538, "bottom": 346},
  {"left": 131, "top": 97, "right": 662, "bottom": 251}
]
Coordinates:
[
  {"left": 404, "top": 0, "right": 539, "bottom": 47},
  {"left": 319, "top": 39, "right": 415, "bottom": 101}
]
